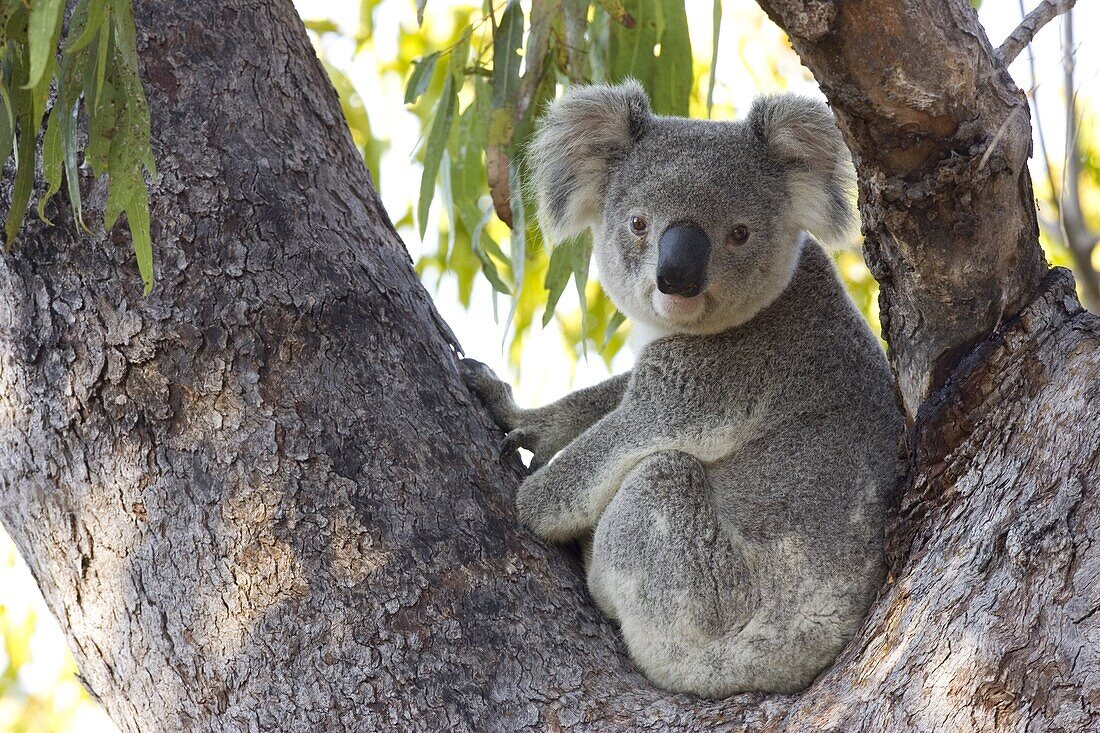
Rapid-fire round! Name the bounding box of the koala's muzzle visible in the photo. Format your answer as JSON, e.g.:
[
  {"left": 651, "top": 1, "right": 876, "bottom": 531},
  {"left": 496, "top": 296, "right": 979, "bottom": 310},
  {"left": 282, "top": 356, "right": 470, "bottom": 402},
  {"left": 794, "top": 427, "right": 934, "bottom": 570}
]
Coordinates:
[{"left": 657, "top": 224, "right": 710, "bottom": 298}]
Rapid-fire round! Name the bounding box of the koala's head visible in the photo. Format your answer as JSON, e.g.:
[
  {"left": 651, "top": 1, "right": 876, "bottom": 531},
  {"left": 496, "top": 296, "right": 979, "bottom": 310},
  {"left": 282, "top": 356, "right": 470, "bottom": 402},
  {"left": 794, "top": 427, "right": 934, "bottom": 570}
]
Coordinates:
[{"left": 528, "top": 81, "right": 855, "bottom": 337}]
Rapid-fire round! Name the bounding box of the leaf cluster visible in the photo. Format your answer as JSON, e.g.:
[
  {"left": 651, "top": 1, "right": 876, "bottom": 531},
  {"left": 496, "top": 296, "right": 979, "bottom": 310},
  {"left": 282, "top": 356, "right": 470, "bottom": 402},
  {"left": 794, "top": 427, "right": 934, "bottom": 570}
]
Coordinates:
[
  {"left": 403, "top": 0, "right": 709, "bottom": 367},
  {"left": 1, "top": 0, "right": 154, "bottom": 293}
]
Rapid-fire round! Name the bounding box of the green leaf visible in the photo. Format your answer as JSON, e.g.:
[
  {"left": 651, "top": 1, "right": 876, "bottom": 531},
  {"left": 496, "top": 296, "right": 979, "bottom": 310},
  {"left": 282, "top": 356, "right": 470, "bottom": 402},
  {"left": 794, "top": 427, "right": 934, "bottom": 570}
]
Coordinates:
[
  {"left": 404, "top": 52, "right": 439, "bottom": 105},
  {"left": 503, "top": 159, "right": 526, "bottom": 338},
  {"left": 5, "top": 95, "right": 35, "bottom": 247},
  {"left": 25, "top": 0, "right": 65, "bottom": 89},
  {"left": 651, "top": 0, "right": 691, "bottom": 117},
  {"left": 0, "top": 80, "right": 14, "bottom": 167},
  {"left": 127, "top": 187, "right": 154, "bottom": 294},
  {"left": 487, "top": 0, "right": 524, "bottom": 227},
  {"left": 598, "top": 0, "right": 636, "bottom": 27},
  {"left": 65, "top": 0, "right": 109, "bottom": 53},
  {"left": 609, "top": 0, "right": 657, "bottom": 90},
  {"left": 93, "top": 17, "right": 110, "bottom": 110},
  {"left": 543, "top": 241, "right": 575, "bottom": 326},
  {"left": 572, "top": 237, "right": 592, "bottom": 356},
  {"left": 491, "top": 0, "right": 524, "bottom": 108},
  {"left": 304, "top": 18, "right": 340, "bottom": 36},
  {"left": 471, "top": 204, "right": 510, "bottom": 294},
  {"left": 37, "top": 102, "right": 63, "bottom": 223},
  {"left": 603, "top": 310, "right": 627, "bottom": 347},
  {"left": 417, "top": 73, "right": 457, "bottom": 238},
  {"left": 707, "top": 0, "right": 722, "bottom": 118},
  {"left": 440, "top": 149, "right": 457, "bottom": 259}
]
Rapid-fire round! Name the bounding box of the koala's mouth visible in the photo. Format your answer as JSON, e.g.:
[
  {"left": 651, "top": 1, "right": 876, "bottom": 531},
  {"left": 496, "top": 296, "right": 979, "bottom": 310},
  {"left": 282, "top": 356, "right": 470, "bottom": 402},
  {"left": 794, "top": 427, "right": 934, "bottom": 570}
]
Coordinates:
[{"left": 651, "top": 289, "right": 707, "bottom": 322}]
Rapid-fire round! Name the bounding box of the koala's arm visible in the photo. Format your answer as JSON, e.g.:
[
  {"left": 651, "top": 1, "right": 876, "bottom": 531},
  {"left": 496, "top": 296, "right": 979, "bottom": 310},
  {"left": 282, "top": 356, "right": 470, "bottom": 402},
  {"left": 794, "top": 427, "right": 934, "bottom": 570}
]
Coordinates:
[
  {"left": 460, "top": 359, "right": 630, "bottom": 468},
  {"left": 514, "top": 406, "right": 655, "bottom": 541}
]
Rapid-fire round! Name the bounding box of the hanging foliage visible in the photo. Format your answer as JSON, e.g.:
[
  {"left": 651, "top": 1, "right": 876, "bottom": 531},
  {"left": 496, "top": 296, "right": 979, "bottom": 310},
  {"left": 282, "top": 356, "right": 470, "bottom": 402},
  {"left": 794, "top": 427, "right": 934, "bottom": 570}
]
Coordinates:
[
  {"left": 397, "top": 0, "right": 700, "bottom": 365},
  {"left": 1, "top": 0, "right": 156, "bottom": 294}
]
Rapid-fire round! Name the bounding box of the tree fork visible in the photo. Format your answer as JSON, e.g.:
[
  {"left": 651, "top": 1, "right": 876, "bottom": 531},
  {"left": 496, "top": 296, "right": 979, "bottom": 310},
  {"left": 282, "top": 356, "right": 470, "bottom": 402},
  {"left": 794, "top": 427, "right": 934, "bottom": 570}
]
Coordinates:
[{"left": 1, "top": 0, "right": 1097, "bottom": 731}]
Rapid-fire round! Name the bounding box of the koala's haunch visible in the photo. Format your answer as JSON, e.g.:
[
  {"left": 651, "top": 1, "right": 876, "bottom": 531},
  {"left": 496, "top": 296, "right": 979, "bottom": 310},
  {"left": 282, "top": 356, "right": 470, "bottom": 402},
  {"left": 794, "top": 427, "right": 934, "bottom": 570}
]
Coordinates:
[{"left": 461, "top": 83, "right": 903, "bottom": 698}]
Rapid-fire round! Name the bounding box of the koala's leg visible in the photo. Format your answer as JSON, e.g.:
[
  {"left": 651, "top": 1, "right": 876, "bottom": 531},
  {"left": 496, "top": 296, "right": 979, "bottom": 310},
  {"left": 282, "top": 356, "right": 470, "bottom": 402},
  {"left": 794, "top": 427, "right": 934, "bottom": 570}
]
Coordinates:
[
  {"left": 460, "top": 358, "right": 629, "bottom": 468},
  {"left": 587, "top": 451, "right": 818, "bottom": 698},
  {"left": 513, "top": 407, "right": 665, "bottom": 541}
]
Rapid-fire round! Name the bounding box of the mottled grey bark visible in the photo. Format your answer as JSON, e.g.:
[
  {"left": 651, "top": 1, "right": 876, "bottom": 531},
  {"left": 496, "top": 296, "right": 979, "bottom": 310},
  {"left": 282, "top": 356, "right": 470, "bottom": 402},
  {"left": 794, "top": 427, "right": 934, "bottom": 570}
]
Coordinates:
[{"left": 0, "top": 0, "right": 1097, "bottom": 731}]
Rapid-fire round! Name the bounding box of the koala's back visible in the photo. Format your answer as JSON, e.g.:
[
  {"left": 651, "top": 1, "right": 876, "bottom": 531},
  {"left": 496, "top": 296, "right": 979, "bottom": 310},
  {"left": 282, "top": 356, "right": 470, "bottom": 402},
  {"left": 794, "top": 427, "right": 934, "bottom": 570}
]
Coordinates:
[{"left": 596, "top": 240, "right": 903, "bottom": 694}]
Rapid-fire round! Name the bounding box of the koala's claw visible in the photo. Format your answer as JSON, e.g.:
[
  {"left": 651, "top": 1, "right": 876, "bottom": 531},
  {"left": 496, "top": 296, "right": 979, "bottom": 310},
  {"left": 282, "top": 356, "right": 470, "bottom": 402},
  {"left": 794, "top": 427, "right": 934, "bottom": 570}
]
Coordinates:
[
  {"left": 459, "top": 358, "right": 517, "bottom": 431},
  {"left": 500, "top": 428, "right": 530, "bottom": 456}
]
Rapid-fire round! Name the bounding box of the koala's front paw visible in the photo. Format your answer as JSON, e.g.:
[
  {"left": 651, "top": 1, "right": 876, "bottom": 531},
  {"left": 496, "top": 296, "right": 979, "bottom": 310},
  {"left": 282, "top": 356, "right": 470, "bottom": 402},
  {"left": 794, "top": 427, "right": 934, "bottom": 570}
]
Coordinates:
[
  {"left": 498, "top": 417, "right": 566, "bottom": 471},
  {"left": 515, "top": 471, "right": 562, "bottom": 539},
  {"left": 460, "top": 358, "right": 518, "bottom": 432}
]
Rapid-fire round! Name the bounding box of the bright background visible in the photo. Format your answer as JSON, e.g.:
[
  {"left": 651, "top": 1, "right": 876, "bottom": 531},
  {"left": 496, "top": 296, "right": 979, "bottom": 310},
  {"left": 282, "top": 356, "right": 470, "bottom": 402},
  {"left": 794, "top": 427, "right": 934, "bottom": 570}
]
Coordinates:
[{"left": 1, "top": 1, "right": 1096, "bottom": 730}]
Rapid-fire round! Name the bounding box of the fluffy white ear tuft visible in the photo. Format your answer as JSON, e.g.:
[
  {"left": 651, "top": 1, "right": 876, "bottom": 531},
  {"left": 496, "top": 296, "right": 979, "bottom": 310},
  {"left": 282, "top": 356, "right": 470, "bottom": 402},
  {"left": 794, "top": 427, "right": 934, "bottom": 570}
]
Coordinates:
[
  {"left": 527, "top": 81, "right": 651, "bottom": 244},
  {"left": 749, "top": 93, "right": 857, "bottom": 248}
]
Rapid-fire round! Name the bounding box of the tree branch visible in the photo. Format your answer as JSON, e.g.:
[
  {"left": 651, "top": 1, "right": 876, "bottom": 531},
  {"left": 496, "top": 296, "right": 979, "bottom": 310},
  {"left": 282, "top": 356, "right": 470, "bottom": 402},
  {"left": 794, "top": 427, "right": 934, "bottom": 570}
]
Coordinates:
[
  {"left": 997, "top": 0, "right": 1077, "bottom": 66},
  {"left": 756, "top": 0, "right": 1048, "bottom": 417}
]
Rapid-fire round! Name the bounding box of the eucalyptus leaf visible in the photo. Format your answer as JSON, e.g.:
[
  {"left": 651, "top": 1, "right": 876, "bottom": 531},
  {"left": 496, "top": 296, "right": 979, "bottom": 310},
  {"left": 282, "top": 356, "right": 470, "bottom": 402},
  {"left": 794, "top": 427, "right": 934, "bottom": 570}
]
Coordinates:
[
  {"left": 603, "top": 310, "right": 627, "bottom": 347},
  {"left": 38, "top": 102, "right": 63, "bottom": 222},
  {"left": 25, "top": 0, "right": 64, "bottom": 89},
  {"left": 404, "top": 52, "right": 439, "bottom": 105},
  {"left": 417, "top": 73, "right": 457, "bottom": 238},
  {"left": 707, "top": 0, "right": 721, "bottom": 117},
  {"left": 5, "top": 95, "right": 34, "bottom": 247},
  {"left": 503, "top": 159, "right": 526, "bottom": 339},
  {"left": 0, "top": 81, "right": 14, "bottom": 166}
]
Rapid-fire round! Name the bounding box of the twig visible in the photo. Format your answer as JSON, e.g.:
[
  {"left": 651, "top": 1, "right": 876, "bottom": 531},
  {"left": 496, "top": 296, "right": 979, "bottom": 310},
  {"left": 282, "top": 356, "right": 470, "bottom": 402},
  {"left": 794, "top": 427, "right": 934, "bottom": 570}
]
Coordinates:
[
  {"left": 1057, "top": 10, "right": 1100, "bottom": 310},
  {"left": 1016, "top": 0, "right": 1063, "bottom": 223},
  {"left": 997, "top": 0, "right": 1077, "bottom": 66}
]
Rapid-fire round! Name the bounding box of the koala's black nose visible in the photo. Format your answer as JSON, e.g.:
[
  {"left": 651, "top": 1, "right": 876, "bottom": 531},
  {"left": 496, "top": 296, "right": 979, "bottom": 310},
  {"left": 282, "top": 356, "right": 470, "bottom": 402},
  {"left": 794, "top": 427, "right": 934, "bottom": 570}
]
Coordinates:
[{"left": 657, "top": 224, "right": 711, "bottom": 297}]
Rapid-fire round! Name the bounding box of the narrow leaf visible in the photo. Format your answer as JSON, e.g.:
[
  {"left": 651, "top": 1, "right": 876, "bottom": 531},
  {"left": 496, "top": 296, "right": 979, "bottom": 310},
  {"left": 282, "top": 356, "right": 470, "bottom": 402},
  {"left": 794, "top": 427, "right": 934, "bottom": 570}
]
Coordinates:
[
  {"left": 38, "top": 102, "right": 63, "bottom": 222},
  {"left": 404, "top": 52, "right": 439, "bottom": 105},
  {"left": 652, "top": 0, "right": 691, "bottom": 117},
  {"left": 491, "top": 0, "right": 524, "bottom": 108},
  {"left": 417, "top": 74, "right": 457, "bottom": 238},
  {"left": 127, "top": 187, "right": 154, "bottom": 294},
  {"left": 503, "top": 160, "right": 526, "bottom": 339},
  {"left": 5, "top": 102, "right": 35, "bottom": 247},
  {"left": 25, "top": 0, "right": 65, "bottom": 88},
  {"left": 66, "top": 0, "right": 109, "bottom": 53},
  {"left": 0, "top": 81, "right": 14, "bottom": 166},
  {"left": 603, "top": 310, "right": 627, "bottom": 347},
  {"left": 542, "top": 241, "right": 575, "bottom": 326},
  {"left": 707, "top": 0, "right": 722, "bottom": 118},
  {"left": 487, "top": 0, "right": 524, "bottom": 228},
  {"left": 598, "top": 0, "right": 636, "bottom": 27},
  {"left": 471, "top": 204, "right": 511, "bottom": 294},
  {"left": 609, "top": 0, "right": 657, "bottom": 90}
]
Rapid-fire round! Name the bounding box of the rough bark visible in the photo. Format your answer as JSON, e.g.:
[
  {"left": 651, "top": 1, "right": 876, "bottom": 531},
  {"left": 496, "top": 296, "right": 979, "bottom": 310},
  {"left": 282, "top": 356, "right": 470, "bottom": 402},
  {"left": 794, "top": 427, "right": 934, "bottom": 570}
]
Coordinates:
[{"left": 1, "top": 0, "right": 1097, "bottom": 731}]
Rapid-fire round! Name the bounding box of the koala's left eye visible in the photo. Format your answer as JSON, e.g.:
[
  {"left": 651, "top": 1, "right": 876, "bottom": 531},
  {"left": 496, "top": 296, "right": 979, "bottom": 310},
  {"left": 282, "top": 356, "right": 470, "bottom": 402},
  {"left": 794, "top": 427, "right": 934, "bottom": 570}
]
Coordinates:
[
  {"left": 629, "top": 216, "right": 649, "bottom": 236},
  {"left": 728, "top": 225, "right": 750, "bottom": 245}
]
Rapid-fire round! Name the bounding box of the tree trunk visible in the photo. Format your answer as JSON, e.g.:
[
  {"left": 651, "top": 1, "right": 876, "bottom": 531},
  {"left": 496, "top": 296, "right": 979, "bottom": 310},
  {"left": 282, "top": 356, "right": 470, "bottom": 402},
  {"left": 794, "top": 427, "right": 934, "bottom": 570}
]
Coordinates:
[{"left": 0, "top": 1, "right": 1096, "bottom": 731}]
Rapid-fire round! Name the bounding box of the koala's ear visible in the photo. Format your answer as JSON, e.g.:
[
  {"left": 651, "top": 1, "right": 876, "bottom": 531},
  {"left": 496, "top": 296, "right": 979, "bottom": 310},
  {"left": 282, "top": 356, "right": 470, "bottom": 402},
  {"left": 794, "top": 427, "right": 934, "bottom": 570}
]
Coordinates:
[
  {"left": 749, "top": 94, "right": 857, "bottom": 247},
  {"left": 528, "top": 81, "right": 651, "bottom": 244}
]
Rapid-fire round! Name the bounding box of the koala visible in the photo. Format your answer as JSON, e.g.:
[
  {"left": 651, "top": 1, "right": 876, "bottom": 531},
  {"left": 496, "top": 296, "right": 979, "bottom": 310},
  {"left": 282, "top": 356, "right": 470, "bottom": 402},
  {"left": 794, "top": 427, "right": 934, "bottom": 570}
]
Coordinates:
[{"left": 461, "top": 81, "right": 903, "bottom": 698}]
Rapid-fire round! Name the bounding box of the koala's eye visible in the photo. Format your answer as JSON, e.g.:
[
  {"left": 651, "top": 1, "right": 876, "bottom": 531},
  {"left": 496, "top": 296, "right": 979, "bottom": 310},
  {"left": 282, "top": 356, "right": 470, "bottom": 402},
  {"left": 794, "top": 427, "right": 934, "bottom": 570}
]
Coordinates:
[
  {"left": 629, "top": 216, "right": 649, "bottom": 236},
  {"left": 728, "top": 224, "right": 750, "bottom": 245}
]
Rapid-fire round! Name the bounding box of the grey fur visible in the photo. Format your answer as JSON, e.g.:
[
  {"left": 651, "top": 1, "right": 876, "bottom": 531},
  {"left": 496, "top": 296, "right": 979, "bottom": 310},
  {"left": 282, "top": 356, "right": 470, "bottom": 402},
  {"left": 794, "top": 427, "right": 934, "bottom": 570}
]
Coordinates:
[{"left": 462, "top": 84, "right": 902, "bottom": 698}]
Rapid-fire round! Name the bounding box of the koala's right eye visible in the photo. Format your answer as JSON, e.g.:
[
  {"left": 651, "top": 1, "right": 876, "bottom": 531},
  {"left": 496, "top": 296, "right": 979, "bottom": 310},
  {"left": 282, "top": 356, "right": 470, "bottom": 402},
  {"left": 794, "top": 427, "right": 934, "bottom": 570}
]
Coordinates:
[{"left": 629, "top": 216, "right": 649, "bottom": 236}]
